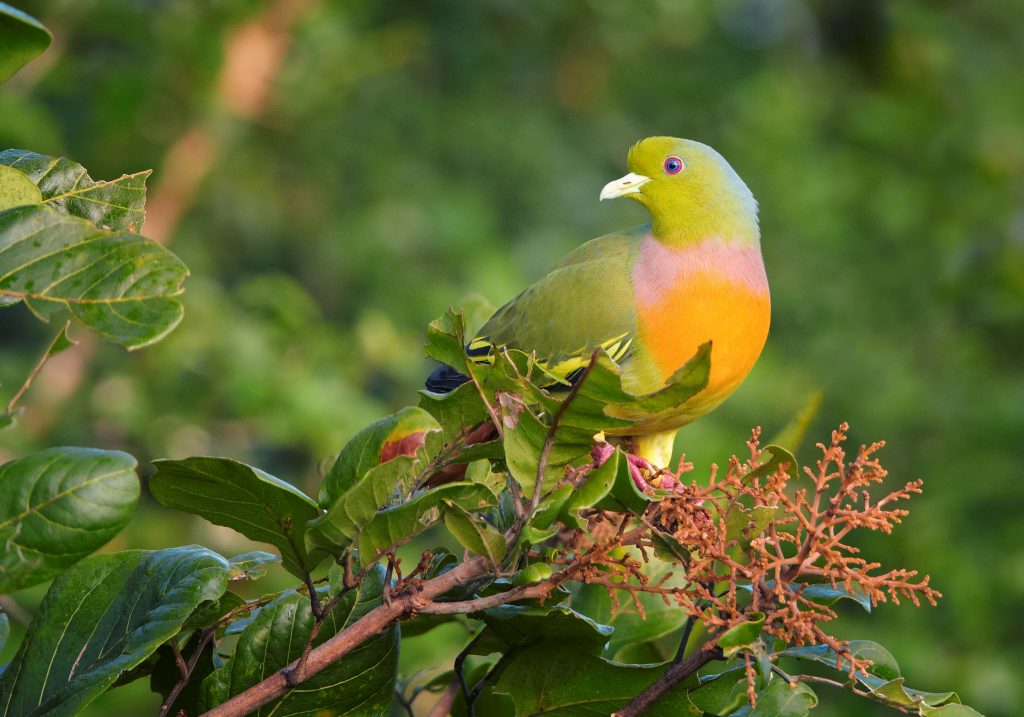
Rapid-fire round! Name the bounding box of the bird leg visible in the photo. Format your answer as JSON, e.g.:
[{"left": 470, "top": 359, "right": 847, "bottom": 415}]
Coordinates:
[{"left": 590, "top": 441, "right": 657, "bottom": 492}]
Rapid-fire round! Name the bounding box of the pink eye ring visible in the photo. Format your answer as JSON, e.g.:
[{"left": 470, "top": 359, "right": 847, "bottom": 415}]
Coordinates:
[{"left": 664, "top": 156, "right": 684, "bottom": 174}]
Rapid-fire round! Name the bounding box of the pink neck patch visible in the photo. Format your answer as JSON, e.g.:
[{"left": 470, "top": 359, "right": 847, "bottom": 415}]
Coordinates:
[{"left": 632, "top": 235, "right": 768, "bottom": 309}]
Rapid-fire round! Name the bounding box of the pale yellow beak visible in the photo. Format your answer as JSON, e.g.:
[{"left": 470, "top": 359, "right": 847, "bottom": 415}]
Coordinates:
[{"left": 600, "top": 172, "right": 651, "bottom": 201}]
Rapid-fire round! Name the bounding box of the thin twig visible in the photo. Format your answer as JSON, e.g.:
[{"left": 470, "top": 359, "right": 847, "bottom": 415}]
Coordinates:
[{"left": 4, "top": 321, "right": 73, "bottom": 416}]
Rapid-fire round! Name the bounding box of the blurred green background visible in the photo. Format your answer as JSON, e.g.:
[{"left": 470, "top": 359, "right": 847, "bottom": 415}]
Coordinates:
[{"left": 1, "top": 1, "right": 1021, "bottom": 715}]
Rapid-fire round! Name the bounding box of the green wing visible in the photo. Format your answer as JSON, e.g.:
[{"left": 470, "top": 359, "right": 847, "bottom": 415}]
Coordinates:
[{"left": 470, "top": 225, "right": 644, "bottom": 380}]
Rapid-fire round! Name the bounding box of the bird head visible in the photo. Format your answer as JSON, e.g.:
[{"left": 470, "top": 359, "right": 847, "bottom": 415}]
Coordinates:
[{"left": 600, "top": 137, "right": 759, "bottom": 244}]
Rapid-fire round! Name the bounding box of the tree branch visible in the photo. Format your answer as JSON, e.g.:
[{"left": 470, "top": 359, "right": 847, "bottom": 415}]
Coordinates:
[
  {"left": 612, "top": 645, "right": 723, "bottom": 717},
  {"left": 202, "top": 556, "right": 493, "bottom": 717}
]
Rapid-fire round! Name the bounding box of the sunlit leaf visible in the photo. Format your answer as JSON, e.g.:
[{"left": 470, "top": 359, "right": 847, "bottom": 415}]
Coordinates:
[
  {"left": 357, "top": 481, "right": 496, "bottom": 567},
  {"left": 0, "top": 205, "right": 187, "bottom": 349},
  {"left": 442, "top": 501, "right": 506, "bottom": 567},
  {"left": 318, "top": 406, "right": 442, "bottom": 507},
  {"left": 0, "top": 150, "right": 150, "bottom": 232},
  {"left": 0, "top": 165, "right": 41, "bottom": 211},
  {"left": 0, "top": 447, "right": 139, "bottom": 593}
]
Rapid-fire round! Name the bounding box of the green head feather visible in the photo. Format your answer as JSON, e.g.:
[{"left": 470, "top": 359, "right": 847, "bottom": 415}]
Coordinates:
[{"left": 620, "top": 137, "right": 759, "bottom": 246}]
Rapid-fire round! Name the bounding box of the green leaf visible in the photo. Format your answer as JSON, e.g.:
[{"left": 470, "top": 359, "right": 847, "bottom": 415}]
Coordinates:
[
  {"left": 745, "top": 444, "right": 798, "bottom": 483},
  {"left": 307, "top": 454, "right": 420, "bottom": 557},
  {"left": 781, "top": 640, "right": 900, "bottom": 681},
  {"left": 687, "top": 670, "right": 748, "bottom": 716},
  {"left": 559, "top": 450, "right": 618, "bottom": 528},
  {"left": 0, "top": 205, "right": 187, "bottom": 349},
  {"left": 0, "top": 610, "right": 8, "bottom": 653},
  {"left": 470, "top": 604, "right": 613, "bottom": 656},
  {"left": 0, "top": 4, "right": 51, "bottom": 84},
  {"left": 0, "top": 546, "right": 230, "bottom": 717},
  {"left": 0, "top": 165, "right": 41, "bottom": 211},
  {"left": 767, "top": 391, "right": 823, "bottom": 456},
  {"left": 569, "top": 560, "right": 687, "bottom": 657},
  {"left": 318, "top": 406, "right": 442, "bottom": 507},
  {"left": 357, "top": 482, "right": 496, "bottom": 567},
  {"left": 738, "top": 582, "right": 872, "bottom": 613},
  {"left": 150, "top": 457, "right": 321, "bottom": 579},
  {"left": 718, "top": 613, "right": 766, "bottom": 658},
  {"left": 201, "top": 565, "right": 398, "bottom": 716},
  {"left": 442, "top": 501, "right": 506, "bottom": 567},
  {"left": 418, "top": 379, "right": 490, "bottom": 441},
  {"left": 594, "top": 448, "right": 656, "bottom": 515},
  {"left": 733, "top": 678, "right": 817, "bottom": 716},
  {"left": 0, "top": 150, "right": 151, "bottom": 232},
  {"left": 725, "top": 505, "right": 778, "bottom": 545},
  {"left": 490, "top": 643, "right": 695, "bottom": 716},
  {"left": 0, "top": 446, "right": 139, "bottom": 593}
]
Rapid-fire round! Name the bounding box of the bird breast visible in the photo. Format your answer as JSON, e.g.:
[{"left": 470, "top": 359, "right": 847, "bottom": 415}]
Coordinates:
[{"left": 629, "top": 235, "right": 771, "bottom": 405}]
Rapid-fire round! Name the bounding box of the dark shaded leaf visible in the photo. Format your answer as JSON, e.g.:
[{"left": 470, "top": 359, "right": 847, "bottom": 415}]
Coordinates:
[
  {"left": 0, "top": 447, "right": 139, "bottom": 593},
  {"left": 490, "top": 643, "right": 694, "bottom": 716},
  {"left": 470, "top": 604, "right": 612, "bottom": 656},
  {"left": 0, "top": 4, "right": 51, "bottom": 84},
  {"left": 201, "top": 565, "right": 398, "bottom": 716},
  {"left": 0, "top": 546, "right": 230, "bottom": 717},
  {"left": 150, "top": 457, "right": 320, "bottom": 578}
]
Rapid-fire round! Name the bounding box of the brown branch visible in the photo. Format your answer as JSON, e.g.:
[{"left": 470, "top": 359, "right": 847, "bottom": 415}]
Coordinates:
[
  {"left": 202, "top": 556, "right": 494, "bottom": 717},
  {"left": 612, "top": 645, "right": 723, "bottom": 717},
  {"left": 4, "top": 321, "right": 74, "bottom": 417}
]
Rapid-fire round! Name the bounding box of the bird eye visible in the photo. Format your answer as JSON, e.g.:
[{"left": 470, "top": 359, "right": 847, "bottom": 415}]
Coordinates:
[{"left": 663, "top": 156, "right": 684, "bottom": 175}]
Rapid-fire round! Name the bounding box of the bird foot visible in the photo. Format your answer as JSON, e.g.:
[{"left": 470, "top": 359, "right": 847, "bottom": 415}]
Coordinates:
[{"left": 591, "top": 441, "right": 685, "bottom": 494}]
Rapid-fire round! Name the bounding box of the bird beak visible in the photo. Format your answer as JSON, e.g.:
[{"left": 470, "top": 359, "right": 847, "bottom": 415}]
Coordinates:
[{"left": 600, "top": 172, "right": 651, "bottom": 201}]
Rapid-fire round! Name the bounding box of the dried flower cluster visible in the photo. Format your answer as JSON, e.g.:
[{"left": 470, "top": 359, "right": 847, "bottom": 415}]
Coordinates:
[{"left": 548, "top": 424, "right": 940, "bottom": 687}]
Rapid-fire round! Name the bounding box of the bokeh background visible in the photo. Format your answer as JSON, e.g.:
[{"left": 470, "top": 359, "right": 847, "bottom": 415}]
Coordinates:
[{"left": 1, "top": 1, "right": 1022, "bottom": 715}]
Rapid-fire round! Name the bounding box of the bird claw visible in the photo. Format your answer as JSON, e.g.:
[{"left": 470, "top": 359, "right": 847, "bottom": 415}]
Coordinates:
[
  {"left": 591, "top": 441, "right": 616, "bottom": 466},
  {"left": 592, "top": 441, "right": 685, "bottom": 494},
  {"left": 627, "top": 454, "right": 652, "bottom": 491}
]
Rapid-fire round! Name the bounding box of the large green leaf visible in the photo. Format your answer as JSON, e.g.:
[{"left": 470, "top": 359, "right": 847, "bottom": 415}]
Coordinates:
[
  {"left": 569, "top": 559, "right": 687, "bottom": 657},
  {"left": 0, "top": 4, "right": 51, "bottom": 84},
  {"left": 0, "top": 447, "right": 139, "bottom": 593},
  {"left": 470, "top": 605, "right": 613, "bottom": 656},
  {"left": 734, "top": 679, "right": 818, "bottom": 716},
  {"left": 0, "top": 150, "right": 150, "bottom": 232},
  {"left": 780, "top": 641, "right": 971, "bottom": 714},
  {"left": 150, "top": 457, "right": 321, "bottom": 578},
  {"left": 0, "top": 205, "right": 187, "bottom": 349},
  {"left": 201, "top": 565, "right": 398, "bottom": 716},
  {"left": 356, "top": 481, "right": 495, "bottom": 567},
  {"left": 490, "top": 643, "right": 694, "bottom": 716},
  {"left": 0, "top": 547, "right": 230, "bottom": 717}
]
